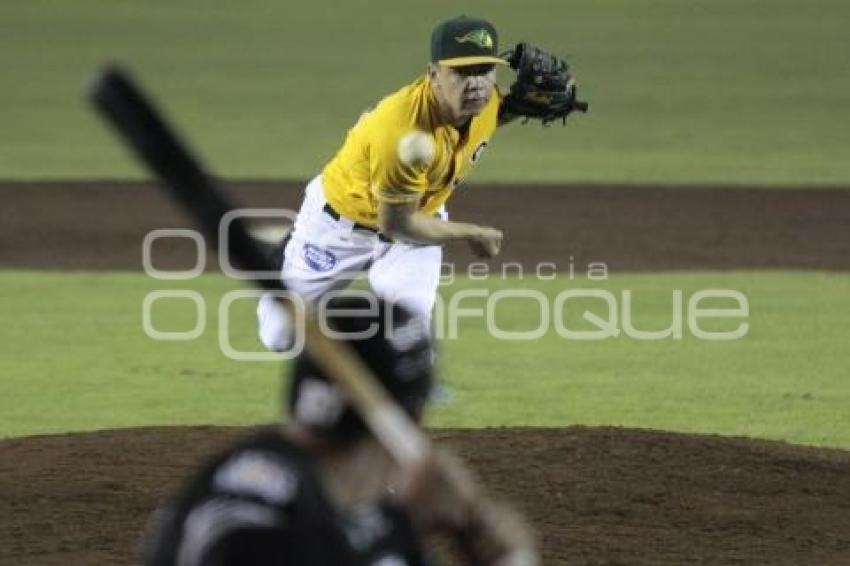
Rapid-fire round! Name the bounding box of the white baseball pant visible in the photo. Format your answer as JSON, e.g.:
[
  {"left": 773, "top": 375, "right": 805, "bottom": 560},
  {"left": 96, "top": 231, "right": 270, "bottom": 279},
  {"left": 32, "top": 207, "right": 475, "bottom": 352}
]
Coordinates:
[{"left": 257, "top": 175, "right": 444, "bottom": 351}]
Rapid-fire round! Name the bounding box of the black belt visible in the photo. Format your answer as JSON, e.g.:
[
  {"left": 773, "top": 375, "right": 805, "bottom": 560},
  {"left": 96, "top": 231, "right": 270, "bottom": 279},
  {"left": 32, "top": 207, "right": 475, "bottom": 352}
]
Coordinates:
[{"left": 323, "top": 203, "right": 392, "bottom": 243}]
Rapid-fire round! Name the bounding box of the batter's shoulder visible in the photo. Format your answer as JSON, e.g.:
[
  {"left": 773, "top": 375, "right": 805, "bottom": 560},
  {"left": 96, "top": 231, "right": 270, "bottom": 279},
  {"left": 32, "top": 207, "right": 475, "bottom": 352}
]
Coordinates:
[
  {"left": 181, "top": 428, "right": 318, "bottom": 510},
  {"left": 139, "top": 429, "right": 325, "bottom": 565}
]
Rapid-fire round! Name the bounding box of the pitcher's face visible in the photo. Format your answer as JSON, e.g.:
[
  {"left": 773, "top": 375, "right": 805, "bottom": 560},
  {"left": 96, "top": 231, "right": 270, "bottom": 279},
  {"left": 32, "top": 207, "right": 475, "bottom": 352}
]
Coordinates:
[{"left": 430, "top": 63, "right": 497, "bottom": 123}]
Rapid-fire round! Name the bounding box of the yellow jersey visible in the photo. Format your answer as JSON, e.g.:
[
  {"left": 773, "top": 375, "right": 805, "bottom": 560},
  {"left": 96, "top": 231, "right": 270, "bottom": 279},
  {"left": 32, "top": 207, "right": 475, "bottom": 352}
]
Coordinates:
[{"left": 322, "top": 75, "right": 500, "bottom": 228}]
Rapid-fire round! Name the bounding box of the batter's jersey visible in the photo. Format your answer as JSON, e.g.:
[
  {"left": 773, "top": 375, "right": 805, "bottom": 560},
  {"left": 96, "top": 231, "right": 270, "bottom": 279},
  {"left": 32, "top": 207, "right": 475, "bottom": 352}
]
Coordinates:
[
  {"left": 140, "top": 428, "right": 430, "bottom": 566},
  {"left": 322, "top": 75, "right": 500, "bottom": 228}
]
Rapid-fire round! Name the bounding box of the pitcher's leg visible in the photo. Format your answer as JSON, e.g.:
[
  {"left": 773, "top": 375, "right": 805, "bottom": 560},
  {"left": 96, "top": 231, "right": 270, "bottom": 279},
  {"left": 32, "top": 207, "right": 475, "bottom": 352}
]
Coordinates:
[
  {"left": 368, "top": 242, "right": 443, "bottom": 320},
  {"left": 257, "top": 176, "right": 372, "bottom": 351}
]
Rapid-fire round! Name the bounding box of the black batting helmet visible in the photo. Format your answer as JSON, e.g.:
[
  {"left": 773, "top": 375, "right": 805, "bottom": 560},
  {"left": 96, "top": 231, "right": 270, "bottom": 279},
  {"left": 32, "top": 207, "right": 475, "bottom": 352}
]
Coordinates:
[{"left": 287, "top": 295, "right": 434, "bottom": 441}]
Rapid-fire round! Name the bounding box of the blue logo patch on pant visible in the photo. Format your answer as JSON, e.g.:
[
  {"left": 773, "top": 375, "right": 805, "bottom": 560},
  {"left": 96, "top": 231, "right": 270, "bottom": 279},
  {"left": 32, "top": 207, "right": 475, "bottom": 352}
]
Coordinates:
[{"left": 303, "top": 244, "right": 338, "bottom": 272}]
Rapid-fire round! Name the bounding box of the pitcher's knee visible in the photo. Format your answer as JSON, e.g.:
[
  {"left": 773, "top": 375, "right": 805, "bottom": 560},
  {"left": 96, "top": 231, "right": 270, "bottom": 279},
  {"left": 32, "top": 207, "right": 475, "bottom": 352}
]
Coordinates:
[{"left": 257, "top": 293, "right": 294, "bottom": 352}]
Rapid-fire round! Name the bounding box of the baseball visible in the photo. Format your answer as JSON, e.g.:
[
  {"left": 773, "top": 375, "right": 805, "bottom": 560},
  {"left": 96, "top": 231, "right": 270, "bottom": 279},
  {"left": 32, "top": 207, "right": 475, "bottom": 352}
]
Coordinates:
[{"left": 397, "top": 130, "right": 435, "bottom": 168}]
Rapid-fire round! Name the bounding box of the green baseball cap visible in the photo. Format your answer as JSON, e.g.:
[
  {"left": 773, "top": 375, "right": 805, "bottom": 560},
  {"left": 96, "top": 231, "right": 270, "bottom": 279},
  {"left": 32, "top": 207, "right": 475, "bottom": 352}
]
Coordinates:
[{"left": 430, "top": 16, "right": 508, "bottom": 67}]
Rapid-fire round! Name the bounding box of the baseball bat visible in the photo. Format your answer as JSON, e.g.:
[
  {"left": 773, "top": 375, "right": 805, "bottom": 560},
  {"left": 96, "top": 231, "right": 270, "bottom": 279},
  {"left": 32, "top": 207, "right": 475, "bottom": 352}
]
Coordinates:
[{"left": 89, "top": 65, "right": 428, "bottom": 465}]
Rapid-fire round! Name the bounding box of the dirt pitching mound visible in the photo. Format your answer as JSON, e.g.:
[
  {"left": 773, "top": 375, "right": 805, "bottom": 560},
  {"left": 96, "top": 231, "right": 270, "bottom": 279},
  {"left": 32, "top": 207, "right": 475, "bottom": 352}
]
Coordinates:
[{"left": 1, "top": 426, "right": 848, "bottom": 565}]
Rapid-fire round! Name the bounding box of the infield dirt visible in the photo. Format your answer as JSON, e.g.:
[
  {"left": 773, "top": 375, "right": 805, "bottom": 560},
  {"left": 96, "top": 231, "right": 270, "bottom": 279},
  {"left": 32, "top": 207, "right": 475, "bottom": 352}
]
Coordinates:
[
  {"left": 2, "top": 181, "right": 850, "bottom": 271},
  {"left": 1, "top": 182, "right": 849, "bottom": 565}
]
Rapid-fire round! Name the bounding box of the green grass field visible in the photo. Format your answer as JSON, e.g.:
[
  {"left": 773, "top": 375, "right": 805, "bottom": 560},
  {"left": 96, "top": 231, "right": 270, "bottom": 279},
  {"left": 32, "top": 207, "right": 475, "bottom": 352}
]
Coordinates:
[
  {"left": 2, "top": 271, "right": 847, "bottom": 448},
  {"left": 1, "top": 2, "right": 847, "bottom": 456},
  {"left": 2, "top": 0, "right": 849, "bottom": 184}
]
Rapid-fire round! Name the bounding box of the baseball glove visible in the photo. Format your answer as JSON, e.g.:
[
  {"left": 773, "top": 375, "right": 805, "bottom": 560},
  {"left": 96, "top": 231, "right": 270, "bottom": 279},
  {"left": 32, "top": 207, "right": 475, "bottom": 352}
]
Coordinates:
[{"left": 499, "top": 42, "right": 589, "bottom": 126}]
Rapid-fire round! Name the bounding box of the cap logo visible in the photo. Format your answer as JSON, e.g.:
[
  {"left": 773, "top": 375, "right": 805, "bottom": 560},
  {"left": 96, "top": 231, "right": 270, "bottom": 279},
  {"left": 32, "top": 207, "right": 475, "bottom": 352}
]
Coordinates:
[{"left": 454, "top": 29, "right": 493, "bottom": 50}]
